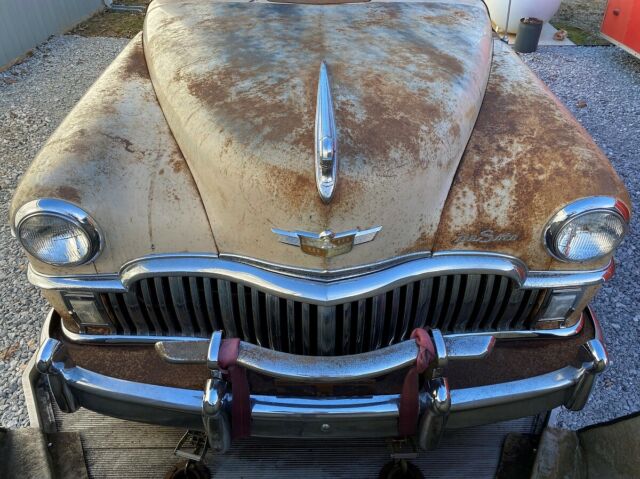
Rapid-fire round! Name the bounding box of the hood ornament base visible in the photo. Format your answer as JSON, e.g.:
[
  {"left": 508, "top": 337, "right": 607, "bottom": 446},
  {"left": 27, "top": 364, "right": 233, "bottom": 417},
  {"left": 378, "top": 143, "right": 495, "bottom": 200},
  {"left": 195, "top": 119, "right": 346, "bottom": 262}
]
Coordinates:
[
  {"left": 272, "top": 227, "right": 382, "bottom": 258},
  {"left": 315, "top": 61, "right": 338, "bottom": 203}
]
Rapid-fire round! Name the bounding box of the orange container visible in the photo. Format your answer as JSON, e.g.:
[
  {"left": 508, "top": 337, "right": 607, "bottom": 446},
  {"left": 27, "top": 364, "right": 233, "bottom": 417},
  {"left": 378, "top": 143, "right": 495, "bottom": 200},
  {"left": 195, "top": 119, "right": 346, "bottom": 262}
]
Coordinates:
[{"left": 601, "top": 0, "right": 640, "bottom": 58}]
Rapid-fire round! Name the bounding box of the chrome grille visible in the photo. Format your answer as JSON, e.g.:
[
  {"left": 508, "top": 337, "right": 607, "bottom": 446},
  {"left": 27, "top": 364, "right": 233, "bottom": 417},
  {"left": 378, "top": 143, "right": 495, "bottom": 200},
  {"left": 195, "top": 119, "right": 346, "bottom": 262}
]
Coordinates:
[{"left": 91, "top": 273, "right": 545, "bottom": 356}]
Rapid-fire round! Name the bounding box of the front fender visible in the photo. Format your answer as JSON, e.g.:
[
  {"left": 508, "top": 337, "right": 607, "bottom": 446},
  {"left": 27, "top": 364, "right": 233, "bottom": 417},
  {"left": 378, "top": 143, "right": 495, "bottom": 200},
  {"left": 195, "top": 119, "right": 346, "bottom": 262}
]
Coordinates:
[
  {"left": 10, "top": 33, "right": 217, "bottom": 276},
  {"left": 434, "top": 40, "right": 630, "bottom": 271}
]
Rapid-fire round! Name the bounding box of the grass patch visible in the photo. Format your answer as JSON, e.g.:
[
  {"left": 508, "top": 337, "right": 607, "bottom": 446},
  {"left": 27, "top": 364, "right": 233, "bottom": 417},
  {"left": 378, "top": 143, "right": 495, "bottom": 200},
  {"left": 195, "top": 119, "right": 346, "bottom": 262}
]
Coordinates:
[
  {"left": 70, "top": 1, "right": 152, "bottom": 38},
  {"left": 550, "top": 21, "right": 610, "bottom": 46}
]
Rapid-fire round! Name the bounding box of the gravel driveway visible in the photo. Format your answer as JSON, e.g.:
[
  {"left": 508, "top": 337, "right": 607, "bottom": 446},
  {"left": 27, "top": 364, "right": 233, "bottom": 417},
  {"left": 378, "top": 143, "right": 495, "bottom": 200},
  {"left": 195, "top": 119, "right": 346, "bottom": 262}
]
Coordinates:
[
  {"left": 521, "top": 46, "right": 640, "bottom": 429},
  {"left": 1, "top": 37, "right": 638, "bottom": 431},
  {"left": 0, "top": 36, "right": 128, "bottom": 428}
]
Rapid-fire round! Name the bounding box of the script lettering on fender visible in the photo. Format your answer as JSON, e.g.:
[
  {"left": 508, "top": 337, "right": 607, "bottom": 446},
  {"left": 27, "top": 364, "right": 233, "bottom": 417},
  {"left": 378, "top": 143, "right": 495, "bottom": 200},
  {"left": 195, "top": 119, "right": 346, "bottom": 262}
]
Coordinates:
[{"left": 454, "top": 230, "right": 519, "bottom": 244}]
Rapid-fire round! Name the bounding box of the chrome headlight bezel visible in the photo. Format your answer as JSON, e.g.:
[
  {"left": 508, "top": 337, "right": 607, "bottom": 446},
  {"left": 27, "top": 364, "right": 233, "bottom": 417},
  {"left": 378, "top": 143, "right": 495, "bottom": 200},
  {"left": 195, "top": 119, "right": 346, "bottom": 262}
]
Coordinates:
[
  {"left": 544, "top": 197, "right": 630, "bottom": 263},
  {"left": 14, "top": 198, "right": 103, "bottom": 266}
]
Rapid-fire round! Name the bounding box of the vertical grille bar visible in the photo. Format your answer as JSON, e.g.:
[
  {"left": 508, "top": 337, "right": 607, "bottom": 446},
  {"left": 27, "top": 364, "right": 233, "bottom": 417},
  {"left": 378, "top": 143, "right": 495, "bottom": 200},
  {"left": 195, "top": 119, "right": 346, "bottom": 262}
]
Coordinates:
[
  {"left": 387, "top": 288, "right": 401, "bottom": 345},
  {"left": 139, "top": 281, "right": 165, "bottom": 334},
  {"left": 370, "top": 294, "right": 386, "bottom": 351},
  {"left": 399, "top": 285, "right": 414, "bottom": 340},
  {"left": 188, "top": 277, "right": 209, "bottom": 336},
  {"left": 413, "top": 278, "right": 433, "bottom": 329},
  {"left": 168, "top": 277, "right": 194, "bottom": 336},
  {"left": 317, "top": 305, "right": 336, "bottom": 356},
  {"left": 439, "top": 275, "right": 462, "bottom": 332},
  {"left": 217, "top": 279, "right": 238, "bottom": 338},
  {"left": 342, "top": 302, "right": 352, "bottom": 354},
  {"left": 354, "top": 299, "right": 366, "bottom": 353},
  {"left": 470, "top": 275, "right": 495, "bottom": 331},
  {"left": 286, "top": 299, "right": 296, "bottom": 354},
  {"left": 106, "top": 293, "right": 131, "bottom": 334},
  {"left": 122, "top": 288, "right": 150, "bottom": 335},
  {"left": 251, "top": 288, "right": 264, "bottom": 346},
  {"left": 516, "top": 290, "right": 541, "bottom": 329},
  {"left": 301, "top": 303, "right": 311, "bottom": 355},
  {"left": 202, "top": 278, "right": 220, "bottom": 332},
  {"left": 455, "top": 274, "right": 481, "bottom": 332},
  {"left": 236, "top": 284, "right": 253, "bottom": 342},
  {"left": 154, "top": 278, "right": 177, "bottom": 335},
  {"left": 430, "top": 276, "right": 448, "bottom": 329},
  {"left": 266, "top": 294, "right": 282, "bottom": 351},
  {"left": 498, "top": 287, "right": 525, "bottom": 330},
  {"left": 482, "top": 276, "right": 510, "bottom": 330}
]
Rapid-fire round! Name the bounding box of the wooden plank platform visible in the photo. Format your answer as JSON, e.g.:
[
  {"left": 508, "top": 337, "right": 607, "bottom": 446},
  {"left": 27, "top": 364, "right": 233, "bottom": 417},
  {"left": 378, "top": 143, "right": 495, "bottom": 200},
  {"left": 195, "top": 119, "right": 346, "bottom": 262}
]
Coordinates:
[{"left": 49, "top": 395, "right": 541, "bottom": 479}]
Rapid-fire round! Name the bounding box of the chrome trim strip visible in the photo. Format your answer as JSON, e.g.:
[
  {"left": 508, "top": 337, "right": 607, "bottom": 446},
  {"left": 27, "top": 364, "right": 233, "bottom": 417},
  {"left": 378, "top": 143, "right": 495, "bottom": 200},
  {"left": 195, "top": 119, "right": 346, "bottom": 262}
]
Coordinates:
[
  {"left": 28, "top": 268, "right": 123, "bottom": 293},
  {"left": 58, "top": 310, "right": 586, "bottom": 344},
  {"left": 251, "top": 394, "right": 400, "bottom": 419},
  {"left": 445, "top": 313, "right": 584, "bottom": 340},
  {"left": 27, "top": 253, "right": 614, "bottom": 301},
  {"left": 314, "top": 61, "right": 338, "bottom": 203},
  {"left": 443, "top": 335, "right": 494, "bottom": 360},
  {"left": 220, "top": 251, "right": 431, "bottom": 279}
]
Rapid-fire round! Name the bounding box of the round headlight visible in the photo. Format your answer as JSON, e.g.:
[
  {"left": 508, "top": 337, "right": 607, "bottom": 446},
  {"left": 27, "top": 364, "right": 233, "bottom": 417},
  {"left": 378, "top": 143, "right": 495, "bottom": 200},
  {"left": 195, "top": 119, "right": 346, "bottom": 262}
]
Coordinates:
[
  {"left": 545, "top": 197, "right": 629, "bottom": 263},
  {"left": 15, "top": 199, "right": 102, "bottom": 266}
]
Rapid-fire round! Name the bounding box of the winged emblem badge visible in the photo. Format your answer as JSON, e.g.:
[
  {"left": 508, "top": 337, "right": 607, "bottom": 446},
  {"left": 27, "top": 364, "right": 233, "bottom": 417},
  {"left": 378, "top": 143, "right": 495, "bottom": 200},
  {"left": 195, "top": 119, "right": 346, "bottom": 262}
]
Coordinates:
[{"left": 272, "top": 227, "right": 382, "bottom": 258}]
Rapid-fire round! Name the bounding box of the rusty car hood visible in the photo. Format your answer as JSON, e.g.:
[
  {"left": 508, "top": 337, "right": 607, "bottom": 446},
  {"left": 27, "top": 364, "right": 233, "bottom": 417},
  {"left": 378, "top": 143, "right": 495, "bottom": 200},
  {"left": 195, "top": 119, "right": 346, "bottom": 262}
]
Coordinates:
[{"left": 143, "top": 0, "right": 492, "bottom": 271}]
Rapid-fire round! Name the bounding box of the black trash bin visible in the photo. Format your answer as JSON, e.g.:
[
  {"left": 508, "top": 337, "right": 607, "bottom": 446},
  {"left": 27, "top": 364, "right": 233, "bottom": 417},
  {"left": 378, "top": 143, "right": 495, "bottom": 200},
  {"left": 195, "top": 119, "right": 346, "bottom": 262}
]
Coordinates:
[{"left": 514, "top": 17, "right": 544, "bottom": 53}]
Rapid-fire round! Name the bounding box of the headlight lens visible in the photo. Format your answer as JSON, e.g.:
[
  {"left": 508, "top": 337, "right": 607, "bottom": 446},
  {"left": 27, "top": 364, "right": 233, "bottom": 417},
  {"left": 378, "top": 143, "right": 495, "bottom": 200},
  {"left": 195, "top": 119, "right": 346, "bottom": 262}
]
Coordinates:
[
  {"left": 545, "top": 198, "right": 629, "bottom": 262},
  {"left": 15, "top": 199, "right": 102, "bottom": 266}
]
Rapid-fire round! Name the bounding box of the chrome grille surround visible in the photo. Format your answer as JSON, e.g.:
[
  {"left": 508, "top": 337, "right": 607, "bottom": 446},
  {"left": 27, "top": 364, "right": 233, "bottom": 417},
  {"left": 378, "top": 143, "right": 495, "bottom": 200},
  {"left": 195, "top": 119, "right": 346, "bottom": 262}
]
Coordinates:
[
  {"left": 27, "top": 252, "right": 615, "bottom": 356},
  {"left": 89, "top": 272, "right": 544, "bottom": 355}
]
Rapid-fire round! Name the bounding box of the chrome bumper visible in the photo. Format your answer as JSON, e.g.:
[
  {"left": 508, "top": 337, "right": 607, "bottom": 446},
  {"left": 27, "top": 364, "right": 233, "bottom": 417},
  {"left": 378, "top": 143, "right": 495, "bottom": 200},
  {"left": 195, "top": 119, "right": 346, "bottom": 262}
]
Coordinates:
[{"left": 36, "top": 312, "right": 607, "bottom": 452}]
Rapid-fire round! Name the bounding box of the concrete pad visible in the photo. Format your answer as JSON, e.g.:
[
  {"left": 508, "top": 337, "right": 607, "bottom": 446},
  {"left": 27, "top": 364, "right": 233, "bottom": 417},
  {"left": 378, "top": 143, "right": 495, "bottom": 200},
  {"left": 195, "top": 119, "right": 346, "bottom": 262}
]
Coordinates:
[
  {"left": 579, "top": 413, "right": 640, "bottom": 479},
  {"left": 505, "top": 22, "right": 575, "bottom": 46}
]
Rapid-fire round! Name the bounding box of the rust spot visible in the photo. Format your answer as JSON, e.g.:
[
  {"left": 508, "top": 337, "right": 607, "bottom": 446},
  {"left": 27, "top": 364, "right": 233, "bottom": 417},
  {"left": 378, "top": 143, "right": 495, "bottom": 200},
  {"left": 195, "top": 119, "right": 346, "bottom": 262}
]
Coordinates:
[
  {"left": 53, "top": 185, "right": 82, "bottom": 203},
  {"left": 119, "top": 36, "right": 151, "bottom": 81},
  {"left": 102, "top": 133, "right": 135, "bottom": 153},
  {"left": 169, "top": 154, "right": 186, "bottom": 173},
  {"left": 45, "top": 128, "right": 91, "bottom": 157},
  {"left": 62, "top": 340, "right": 209, "bottom": 390}
]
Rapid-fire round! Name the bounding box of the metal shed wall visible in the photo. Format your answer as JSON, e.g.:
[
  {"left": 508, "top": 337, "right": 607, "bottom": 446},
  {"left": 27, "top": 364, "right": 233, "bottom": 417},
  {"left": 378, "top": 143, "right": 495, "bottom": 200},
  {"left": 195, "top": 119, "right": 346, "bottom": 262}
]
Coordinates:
[{"left": 0, "top": 0, "right": 104, "bottom": 70}]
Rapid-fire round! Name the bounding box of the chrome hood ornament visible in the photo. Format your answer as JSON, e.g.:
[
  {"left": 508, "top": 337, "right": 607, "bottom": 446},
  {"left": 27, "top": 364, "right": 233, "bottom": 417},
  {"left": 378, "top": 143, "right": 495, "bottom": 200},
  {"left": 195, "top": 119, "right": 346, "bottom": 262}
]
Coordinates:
[
  {"left": 315, "top": 61, "right": 337, "bottom": 203},
  {"left": 272, "top": 226, "right": 382, "bottom": 258}
]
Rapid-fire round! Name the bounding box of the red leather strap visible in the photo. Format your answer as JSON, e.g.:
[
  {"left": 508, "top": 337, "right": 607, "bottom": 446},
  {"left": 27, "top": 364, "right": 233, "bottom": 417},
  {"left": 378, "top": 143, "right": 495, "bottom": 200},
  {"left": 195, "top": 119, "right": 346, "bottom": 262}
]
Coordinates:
[
  {"left": 217, "top": 338, "right": 251, "bottom": 440},
  {"left": 398, "top": 328, "right": 436, "bottom": 436}
]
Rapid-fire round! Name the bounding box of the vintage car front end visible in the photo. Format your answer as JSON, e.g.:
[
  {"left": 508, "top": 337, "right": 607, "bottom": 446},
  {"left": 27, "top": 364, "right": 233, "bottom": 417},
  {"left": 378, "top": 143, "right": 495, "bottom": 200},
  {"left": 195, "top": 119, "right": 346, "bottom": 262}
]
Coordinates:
[{"left": 10, "top": 0, "right": 630, "bottom": 452}]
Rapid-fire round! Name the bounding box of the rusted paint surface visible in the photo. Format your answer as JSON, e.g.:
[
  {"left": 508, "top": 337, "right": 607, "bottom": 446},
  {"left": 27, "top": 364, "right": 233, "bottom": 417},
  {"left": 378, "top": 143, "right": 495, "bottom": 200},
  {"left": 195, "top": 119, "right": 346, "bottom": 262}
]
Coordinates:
[
  {"left": 62, "top": 340, "right": 210, "bottom": 390},
  {"left": 144, "top": 0, "right": 492, "bottom": 271},
  {"left": 11, "top": 1, "right": 630, "bottom": 283},
  {"left": 434, "top": 40, "right": 631, "bottom": 271},
  {"left": 10, "top": 33, "right": 217, "bottom": 275}
]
